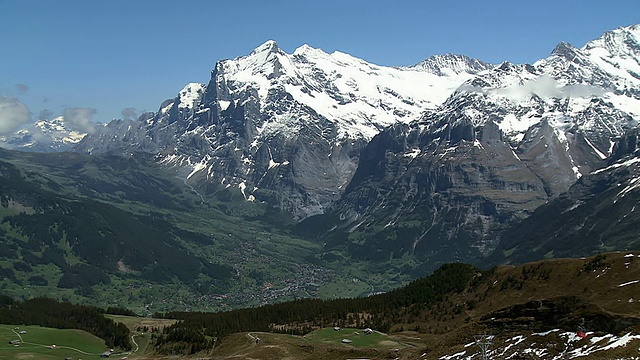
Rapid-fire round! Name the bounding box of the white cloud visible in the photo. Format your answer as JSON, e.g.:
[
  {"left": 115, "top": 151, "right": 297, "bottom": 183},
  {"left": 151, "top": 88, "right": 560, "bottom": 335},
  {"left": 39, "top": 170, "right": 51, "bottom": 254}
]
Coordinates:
[
  {"left": 38, "top": 109, "right": 54, "bottom": 121},
  {"left": 121, "top": 107, "right": 138, "bottom": 121},
  {"left": 498, "top": 75, "right": 605, "bottom": 99},
  {"left": 459, "top": 74, "right": 606, "bottom": 101},
  {"left": 496, "top": 75, "right": 561, "bottom": 99},
  {"left": 0, "top": 97, "right": 32, "bottom": 135},
  {"left": 64, "top": 107, "right": 97, "bottom": 134}
]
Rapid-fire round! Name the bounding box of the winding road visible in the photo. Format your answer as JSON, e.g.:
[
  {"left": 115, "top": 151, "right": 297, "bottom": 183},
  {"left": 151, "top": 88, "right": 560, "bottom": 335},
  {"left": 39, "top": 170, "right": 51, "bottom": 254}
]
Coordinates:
[{"left": 131, "top": 334, "right": 140, "bottom": 352}]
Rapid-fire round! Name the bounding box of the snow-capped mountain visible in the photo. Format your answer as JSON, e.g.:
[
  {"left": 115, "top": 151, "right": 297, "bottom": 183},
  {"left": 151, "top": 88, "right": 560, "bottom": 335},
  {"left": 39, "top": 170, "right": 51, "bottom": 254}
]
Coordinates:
[
  {"left": 405, "top": 53, "right": 493, "bottom": 76},
  {"left": 212, "top": 41, "right": 492, "bottom": 140},
  {"left": 461, "top": 23, "right": 640, "bottom": 161},
  {"left": 76, "top": 23, "right": 640, "bottom": 270},
  {"left": 2, "top": 116, "right": 88, "bottom": 152},
  {"left": 309, "top": 24, "right": 640, "bottom": 271},
  {"left": 75, "top": 42, "right": 491, "bottom": 218}
]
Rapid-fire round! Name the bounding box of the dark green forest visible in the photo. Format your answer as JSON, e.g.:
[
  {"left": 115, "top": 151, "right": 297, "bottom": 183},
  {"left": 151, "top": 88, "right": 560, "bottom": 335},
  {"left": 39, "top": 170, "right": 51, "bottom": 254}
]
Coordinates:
[{"left": 0, "top": 295, "right": 131, "bottom": 350}]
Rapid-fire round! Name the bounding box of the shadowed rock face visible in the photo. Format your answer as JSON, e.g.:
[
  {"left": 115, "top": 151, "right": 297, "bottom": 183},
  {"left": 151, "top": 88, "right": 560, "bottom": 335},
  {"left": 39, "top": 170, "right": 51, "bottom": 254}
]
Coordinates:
[
  {"left": 487, "top": 130, "right": 640, "bottom": 266},
  {"left": 313, "top": 117, "right": 553, "bottom": 268}
]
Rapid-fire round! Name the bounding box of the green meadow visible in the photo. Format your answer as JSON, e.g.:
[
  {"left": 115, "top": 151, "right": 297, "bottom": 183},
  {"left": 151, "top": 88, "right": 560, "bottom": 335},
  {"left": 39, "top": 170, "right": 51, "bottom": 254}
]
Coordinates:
[
  {"left": 0, "top": 324, "right": 110, "bottom": 360},
  {"left": 304, "top": 327, "right": 404, "bottom": 348}
]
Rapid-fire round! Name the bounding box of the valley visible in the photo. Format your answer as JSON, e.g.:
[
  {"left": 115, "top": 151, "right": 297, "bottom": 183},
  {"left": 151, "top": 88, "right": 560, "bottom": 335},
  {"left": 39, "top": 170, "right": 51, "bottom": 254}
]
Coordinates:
[{"left": 0, "top": 148, "right": 413, "bottom": 312}]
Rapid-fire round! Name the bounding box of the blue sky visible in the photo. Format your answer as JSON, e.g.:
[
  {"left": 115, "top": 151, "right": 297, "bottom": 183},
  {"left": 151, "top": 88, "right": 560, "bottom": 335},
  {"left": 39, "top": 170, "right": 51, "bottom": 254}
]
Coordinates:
[{"left": 1, "top": 0, "right": 638, "bottom": 129}]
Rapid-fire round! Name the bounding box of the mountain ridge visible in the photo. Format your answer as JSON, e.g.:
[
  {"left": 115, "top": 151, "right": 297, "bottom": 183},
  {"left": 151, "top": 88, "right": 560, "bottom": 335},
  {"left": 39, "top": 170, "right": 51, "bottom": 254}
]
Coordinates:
[
  {"left": 75, "top": 40, "right": 493, "bottom": 218},
  {"left": 75, "top": 24, "right": 640, "bottom": 220}
]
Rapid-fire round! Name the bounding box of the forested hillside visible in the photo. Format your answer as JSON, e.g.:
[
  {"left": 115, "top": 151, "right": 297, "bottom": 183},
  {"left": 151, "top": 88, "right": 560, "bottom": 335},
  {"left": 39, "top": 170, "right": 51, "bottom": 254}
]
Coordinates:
[
  {"left": 152, "top": 263, "right": 477, "bottom": 354},
  {"left": 147, "top": 253, "right": 640, "bottom": 358}
]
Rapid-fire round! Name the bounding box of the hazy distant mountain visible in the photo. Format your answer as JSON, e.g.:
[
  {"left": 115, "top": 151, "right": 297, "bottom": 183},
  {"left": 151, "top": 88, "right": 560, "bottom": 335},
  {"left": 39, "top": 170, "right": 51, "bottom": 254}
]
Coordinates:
[{"left": 3, "top": 116, "right": 88, "bottom": 152}]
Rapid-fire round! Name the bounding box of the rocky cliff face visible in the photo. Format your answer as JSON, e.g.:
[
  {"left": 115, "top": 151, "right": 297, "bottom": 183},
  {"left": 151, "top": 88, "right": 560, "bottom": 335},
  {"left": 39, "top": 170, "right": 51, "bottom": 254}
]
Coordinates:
[
  {"left": 75, "top": 42, "right": 490, "bottom": 218},
  {"left": 487, "top": 130, "right": 640, "bottom": 265},
  {"left": 308, "top": 24, "right": 640, "bottom": 270}
]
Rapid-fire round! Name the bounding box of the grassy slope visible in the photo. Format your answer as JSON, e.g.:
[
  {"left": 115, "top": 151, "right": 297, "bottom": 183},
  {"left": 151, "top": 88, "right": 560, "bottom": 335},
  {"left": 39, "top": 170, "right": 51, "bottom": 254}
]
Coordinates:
[
  {"left": 0, "top": 324, "right": 108, "bottom": 359},
  {"left": 197, "top": 252, "right": 640, "bottom": 359},
  {"left": 304, "top": 327, "right": 404, "bottom": 348},
  {"left": 385, "top": 252, "right": 640, "bottom": 358},
  {"left": 103, "top": 315, "right": 177, "bottom": 359},
  {"left": 206, "top": 331, "right": 405, "bottom": 360}
]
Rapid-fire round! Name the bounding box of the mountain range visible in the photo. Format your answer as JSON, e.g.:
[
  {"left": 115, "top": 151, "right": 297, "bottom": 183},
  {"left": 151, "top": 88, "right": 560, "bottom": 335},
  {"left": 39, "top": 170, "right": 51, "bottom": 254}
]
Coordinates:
[
  {"left": 302, "top": 23, "right": 640, "bottom": 271},
  {"left": 72, "top": 41, "right": 493, "bottom": 219},
  {"left": 1, "top": 23, "right": 640, "bottom": 308}
]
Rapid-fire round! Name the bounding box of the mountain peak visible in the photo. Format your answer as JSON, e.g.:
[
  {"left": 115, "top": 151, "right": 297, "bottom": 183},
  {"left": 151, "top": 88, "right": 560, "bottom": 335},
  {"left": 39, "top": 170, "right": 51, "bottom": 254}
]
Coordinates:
[
  {"left": 583, "top": 23, "right": 640, "bottom": 56},
  {"left": 550, "top": 41, "right": 577, "bottom": 58},
  {"left": 250, "top": 40, "right": 282, "bottom": 56},
  {"left": 294, "top": 43, "right": 313, "bottom": 53},
  {"left": 293, "top": 43, "right": 327, "bottom": 58},
  {"left": 408, "top": 53, "right": 492, "bottom": 76},
  {"left": 178, "top": 83, "right": 205, "bottom": 109},
  {"left": 219, "top": 40, "right": 288, "bottom": 89}
]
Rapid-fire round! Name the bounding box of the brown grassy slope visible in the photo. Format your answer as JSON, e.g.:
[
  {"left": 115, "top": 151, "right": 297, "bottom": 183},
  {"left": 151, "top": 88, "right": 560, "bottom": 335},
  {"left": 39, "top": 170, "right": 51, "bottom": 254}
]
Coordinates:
[
  {"left": 387, "top": 252, "right": 640, "bottom": 358},
  {"left": 164, "top": 252, "right": 640, "bottom": 359}
]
